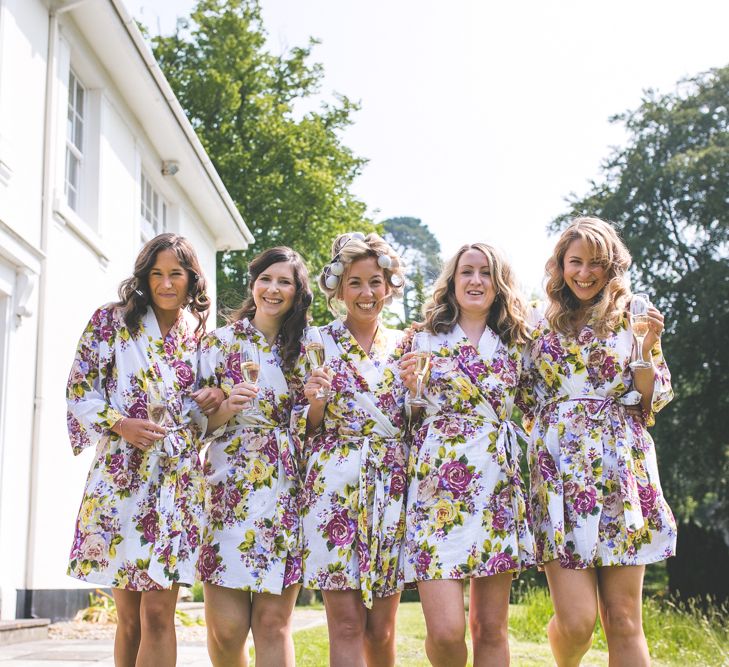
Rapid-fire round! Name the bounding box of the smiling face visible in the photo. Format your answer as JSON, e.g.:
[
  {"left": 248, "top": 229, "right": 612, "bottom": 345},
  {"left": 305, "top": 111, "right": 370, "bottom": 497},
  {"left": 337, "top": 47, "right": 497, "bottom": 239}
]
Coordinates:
[
  {"left": 341, "top": 256, "right": 389, "bottom": 327},
  {"left": 251, "top": 261, "right": 296, "bottom": 326},
  {"left": 148, "top": 248, "right": 190, "bottom": 316},
  {"left": 453, "top": 248, "right": 496, "bottom": 319},
  {"left": 562, "top": 237, "right": 609, "bottom": 304}
]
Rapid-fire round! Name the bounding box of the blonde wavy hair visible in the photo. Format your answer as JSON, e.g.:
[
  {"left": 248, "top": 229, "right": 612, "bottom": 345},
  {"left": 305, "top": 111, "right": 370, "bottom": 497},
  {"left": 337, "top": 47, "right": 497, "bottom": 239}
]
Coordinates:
[
  {"left": 545, "top": 216, "right": 631, "bottom": 337},
  {"left": 318, "top": 232, "right": 405, "bottom": 316},
  {"left": 423, "top": 243, "right": 529, "bottom": 345}
]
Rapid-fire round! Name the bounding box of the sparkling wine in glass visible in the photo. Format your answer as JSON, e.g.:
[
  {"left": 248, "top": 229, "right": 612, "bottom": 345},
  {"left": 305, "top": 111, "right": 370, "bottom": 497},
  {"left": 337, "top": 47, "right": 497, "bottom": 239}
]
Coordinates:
[
  {"left": 147, "top": 380, "right": 168, "bottom": 456},
  {"left": 303, "top": 326, "right": 329, "bottom": 399},
  {"left": 240, "top": 339, "right": 261, "bottom": 413},
  {"left": 629, "top": 293, "right": 652, "bottom": 370},
  {"left": 407, "top": 332, "right": 431, "bottom": 407}
]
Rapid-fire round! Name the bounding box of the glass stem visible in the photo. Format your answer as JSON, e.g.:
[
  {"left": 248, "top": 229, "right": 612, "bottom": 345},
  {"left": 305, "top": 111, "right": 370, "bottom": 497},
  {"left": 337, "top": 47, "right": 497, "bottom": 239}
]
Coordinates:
[
  {"left": 415, "top": 374, "right": 423, "bottom": 400},
  {"left": 636, "top": 336, "right": 645, "bottom": 363}
]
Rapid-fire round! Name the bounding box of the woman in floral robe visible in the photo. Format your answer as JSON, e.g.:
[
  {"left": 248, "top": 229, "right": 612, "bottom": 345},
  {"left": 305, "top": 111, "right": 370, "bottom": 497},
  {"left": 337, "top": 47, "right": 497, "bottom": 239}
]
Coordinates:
[
  {"left": 197, "top": 247, "right": 311, "bottom": 667},
  {"left": 67, "top": 234, "right": 221, "bottom": 667},
  {"left": 299, "top": 233, "right": 408, "bottom": 667},
  {"left": 524, "top": 217, "right": 676, "bottom": 667},
  {"left": 399, "top": 243, "right": 533, "bottom": 667}
]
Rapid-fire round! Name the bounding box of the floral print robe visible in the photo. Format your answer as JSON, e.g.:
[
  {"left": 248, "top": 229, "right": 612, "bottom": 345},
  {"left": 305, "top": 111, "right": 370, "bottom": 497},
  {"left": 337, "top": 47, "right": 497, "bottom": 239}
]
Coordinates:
[
  {"left": 67, "top": 305, "right": 206, "bottom": 590},
  {"left": 524, "top": 302, "right": 677, "bottom": 568},
  {"left": 297, "top": 320, "right": 408, "bottom": 608},
  {"left": 196, "top": 319, "right": 302, "bottom": 593},
  {"left": 404, "top": 325, "right": 535, "bottom": 582}
]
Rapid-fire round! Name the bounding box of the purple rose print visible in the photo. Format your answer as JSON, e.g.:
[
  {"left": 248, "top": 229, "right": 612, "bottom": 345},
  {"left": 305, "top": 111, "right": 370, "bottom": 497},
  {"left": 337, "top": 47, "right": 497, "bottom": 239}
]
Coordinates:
[
  {"left": 128, "top": 398, "right": 148, "bottom": 420},
  {"left": 283, "top": 555, "right": 302, "bottom": 587},
  {"left": 415, "top": 549, "right": 432, "bottom": 576},
  {"left": 325, "top": 510, "right": 355, "bottom": 548},
  {"left": 638, "top": 484, "right": 657, "bottom": 516},
  {"left": 139, "top": 510, "right": 159, "bottom": 542},
  {"left": 485, "top": 551, "right": 517, "bottom": 575},
  {"left": 438, "top": 461, "right": 473, "bottom": 496},
  {"left": 173, "top": 360, "right": 194, "bottom": 388},
  {"left": 390, "top": 469, "right": 406, "bottom": 497},
  {"left": 537, "top": 450, "right": 559, "bottom": 482},
  {"left": 573, "top": 487, "right": 597, "bottom": 515},
  {"left": 197, "top": 545, "right": 219, "bottom": 580},
  {"left": 577, "top": 328, "right": 594, "bottom": 344}
]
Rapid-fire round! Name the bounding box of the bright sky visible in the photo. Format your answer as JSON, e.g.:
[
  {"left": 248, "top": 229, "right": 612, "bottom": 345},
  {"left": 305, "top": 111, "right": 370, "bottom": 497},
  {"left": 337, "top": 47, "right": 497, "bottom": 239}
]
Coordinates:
[{"left": 128, "top": 0, "right": 729, "bottom": 294}]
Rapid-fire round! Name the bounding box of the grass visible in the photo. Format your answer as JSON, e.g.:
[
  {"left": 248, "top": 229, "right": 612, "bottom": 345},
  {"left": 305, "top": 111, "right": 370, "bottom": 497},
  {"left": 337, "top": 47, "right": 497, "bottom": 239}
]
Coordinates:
[
  {"left": 510, "top": 587, "right": 729, "bottom": 666},
  {"left": 289, "top": 594, "right": 728, "bottom": 667}
]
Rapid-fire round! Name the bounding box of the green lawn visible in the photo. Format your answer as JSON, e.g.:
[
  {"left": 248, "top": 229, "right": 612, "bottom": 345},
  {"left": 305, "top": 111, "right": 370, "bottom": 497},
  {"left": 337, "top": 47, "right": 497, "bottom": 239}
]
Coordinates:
[
  {"left": 291, "top": 602, "right": 612, "bottom": 667},
  {"left": 290, "top": 597, "right": 729, "bottom": 666}
]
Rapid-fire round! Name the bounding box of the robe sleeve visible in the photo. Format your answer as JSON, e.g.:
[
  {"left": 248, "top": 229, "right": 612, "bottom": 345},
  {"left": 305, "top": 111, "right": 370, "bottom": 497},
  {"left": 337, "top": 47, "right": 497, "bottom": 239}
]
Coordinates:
[
  {"left": 289, "top": 349, "right": 311, "bottom": 448},
  {"left": 515, "top": 301, "right": 544, "bottom": 435},
  {"left": 644, "top": 340, "right": 674, "bottom": 427},
  {"left": 197, "top": 330, "right": 235, "bottom": 440},
  {"left": 66, "top": 306, "right": 125, "bottom": 456}
]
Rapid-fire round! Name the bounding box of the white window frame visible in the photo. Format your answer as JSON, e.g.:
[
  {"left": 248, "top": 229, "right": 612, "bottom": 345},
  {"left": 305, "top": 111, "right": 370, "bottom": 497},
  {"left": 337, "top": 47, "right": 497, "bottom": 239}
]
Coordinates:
[
  {"left": 65, "top": 69, "right": 85, "bottom": 213},
  {"left": 140, "top": 171, "right": 168, "bottom": 242}
]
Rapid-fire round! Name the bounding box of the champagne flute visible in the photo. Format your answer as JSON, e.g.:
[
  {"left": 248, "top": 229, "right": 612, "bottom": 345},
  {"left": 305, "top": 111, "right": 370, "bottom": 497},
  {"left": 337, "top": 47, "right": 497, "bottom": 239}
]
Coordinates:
[
  {"left": 239, "top": 339, "right": 261, "bottom": 413},
  {"left": 407, "top": 332, "right": 431, "bottom": 407},
  {"left": 629, "top": 293, "right": 652, "bottom": 370},
  {"left": 146, "top": 380, "right": 168, "bottom": 456},
  {"left": 303, "top": 326, "right": 329, "bottom": 399}
]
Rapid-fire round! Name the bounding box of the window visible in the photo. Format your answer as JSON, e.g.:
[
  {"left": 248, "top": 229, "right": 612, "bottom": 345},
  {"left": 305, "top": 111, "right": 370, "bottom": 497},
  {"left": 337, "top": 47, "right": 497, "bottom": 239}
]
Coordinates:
[
  {"left": 65, "top": 70, "right": 85, "bottom": 212},
  {"left": 140, "top": 171, "right": 167, "bottom": 241}
]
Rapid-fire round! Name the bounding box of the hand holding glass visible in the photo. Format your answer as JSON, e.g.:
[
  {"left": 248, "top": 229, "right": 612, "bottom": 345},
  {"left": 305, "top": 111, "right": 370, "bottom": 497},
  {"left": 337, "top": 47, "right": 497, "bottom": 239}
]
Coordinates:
[
  {"left": 146, "top": 381, "right": 168, "bottom": 456},
  {"left": 629, "top": 293, "right": 652, "bottom": 370},
  {"left": 303, "top": 326, "right": 329, "bottom": 399},
  {"left": 239, "top": 340, "right": 261, "bottom": 413},
  {"left": 407, "top": 332, "right": 431, "bottom": 407}
]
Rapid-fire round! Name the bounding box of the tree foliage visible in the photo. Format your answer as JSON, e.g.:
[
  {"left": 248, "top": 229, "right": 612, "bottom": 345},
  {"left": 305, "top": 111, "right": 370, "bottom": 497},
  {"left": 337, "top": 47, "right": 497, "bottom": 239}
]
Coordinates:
[
  {"left": 151, "top": 0, "right": 376, "bottom": 323},
  {"left": 382, "top": 217, "right": 441, "bottom": 323},
  {"left": 553, "top": 66, "right": 729, "bottom": 563}
]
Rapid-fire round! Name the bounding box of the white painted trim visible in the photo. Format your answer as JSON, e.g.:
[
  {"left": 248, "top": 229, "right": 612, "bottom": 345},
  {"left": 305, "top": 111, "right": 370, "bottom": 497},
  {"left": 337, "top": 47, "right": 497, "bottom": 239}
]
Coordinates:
[{"left": 52, "top": 194, "right": 110, "bottom": 267}]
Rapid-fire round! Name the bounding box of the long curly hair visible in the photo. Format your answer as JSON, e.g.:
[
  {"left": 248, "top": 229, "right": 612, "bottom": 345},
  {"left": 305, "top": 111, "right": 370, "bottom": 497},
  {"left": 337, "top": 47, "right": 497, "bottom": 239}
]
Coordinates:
[
  {"left": 545, "top": 216, "right": 631, "bottom": 337},
  {"left": 318, "top": 233, "right": 405, "bottom": 316},
  {"left": 116, "top": 233, "right": 209, "bottom": 335},
  {"left": 423, "top": 243, "right": 529, "bottom": 344},
  {"left": 229, "top": 246, "right": 312, "bottom": 369}
]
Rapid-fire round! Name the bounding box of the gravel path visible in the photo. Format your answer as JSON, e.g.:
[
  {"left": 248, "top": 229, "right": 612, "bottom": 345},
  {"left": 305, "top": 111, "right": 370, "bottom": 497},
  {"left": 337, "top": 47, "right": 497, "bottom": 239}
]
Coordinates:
[{"left": 47, "top": 604, "right": 326, "bottom": 644}]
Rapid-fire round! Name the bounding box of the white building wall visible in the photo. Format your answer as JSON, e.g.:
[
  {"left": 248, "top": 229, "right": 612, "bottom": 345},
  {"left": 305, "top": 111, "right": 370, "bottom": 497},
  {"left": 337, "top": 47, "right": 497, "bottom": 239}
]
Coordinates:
[
  {"left": 0, "top": 0, "right": 46, "bottom": 621},
  {"left": 27, "top": 17, "right": 222, "bottom": 595},
  {"left": 0, "top": 0, "right": 245, "bottom": 619}
]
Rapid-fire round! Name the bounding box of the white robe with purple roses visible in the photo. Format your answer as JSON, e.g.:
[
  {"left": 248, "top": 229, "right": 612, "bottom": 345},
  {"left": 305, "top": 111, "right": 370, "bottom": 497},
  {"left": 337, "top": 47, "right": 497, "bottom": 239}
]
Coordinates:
[
  {"left": 66, "top": 305, "right": 206, "bottom": 591},
  {"left": 196, "top": 319, "right": 303, "bottom": 594},
  {"left": 523, "top": 302, "right": 677, "bottom": 569},
  {"left": 296, "top": 320, "right": 408, "bottom": 608},
  {"left": 404, "top": 325, "right": 535, "bottom": 583}
]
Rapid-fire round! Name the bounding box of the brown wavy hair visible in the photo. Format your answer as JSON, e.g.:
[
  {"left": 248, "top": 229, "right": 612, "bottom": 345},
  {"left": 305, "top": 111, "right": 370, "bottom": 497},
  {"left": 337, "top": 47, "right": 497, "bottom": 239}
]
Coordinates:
[
  {"left": 229, "top": 246, "right": 312, "bottom": 369},
  {"left": 318, "top": 232, "right": 405, "bottom": 316},
  {"left": 545, "top": 216, "right": 631, "bottom": 337},
  {"left": 423, "top": 243, "right": 529, "bottom": 344},
  {"left": 116, "top": 233, "right": 209, "bottom": 335}
]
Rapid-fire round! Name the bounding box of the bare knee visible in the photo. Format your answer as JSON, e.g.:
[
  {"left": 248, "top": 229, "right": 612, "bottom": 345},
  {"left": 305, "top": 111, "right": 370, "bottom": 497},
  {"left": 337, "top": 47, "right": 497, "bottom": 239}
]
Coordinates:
[
  {"left": 470, "top": 614, "right": 508, "bottom": 648},
  {"left": 427, "top": 622, "right": 466, "bottom": 654},
  {"left": 328, "top": 610, "right": 365, "bottom": 643},
  {"left": 208, "top": 615, "right": 247, "bottom": 652},
  {"left": 251, "top": 605, "right": 292, "bottom": 642},
  {"left": 364, "top": 620, "right": 394, "bottom": 649},
  {"left": 602, "top": 603, "right": 642, "bottom": 641},
  {"left": 139, "top": 599, "right": 176, "bottom": 636},
  {"left": 552, "top": 612, "right": 596, "bottom": 647},
  {"left": 116, "top": 614, "right": 142, "bottom": 643}
]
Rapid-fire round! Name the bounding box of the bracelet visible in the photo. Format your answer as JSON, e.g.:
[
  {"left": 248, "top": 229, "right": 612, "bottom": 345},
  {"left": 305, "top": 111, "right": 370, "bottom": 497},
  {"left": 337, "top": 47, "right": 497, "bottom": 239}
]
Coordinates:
[{"left": 116, "top": 416, "right": 126, "bottom": 434}]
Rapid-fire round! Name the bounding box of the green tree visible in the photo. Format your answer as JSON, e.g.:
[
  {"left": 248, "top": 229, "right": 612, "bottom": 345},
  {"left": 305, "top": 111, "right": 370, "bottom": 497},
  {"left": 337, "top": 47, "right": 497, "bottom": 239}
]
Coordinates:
[
  {"left": 554, "top": 66, "right": 729, "bottom": 599},
  {"left": 382, "top": 217, "right": 441, "bottom": 323},
  {"left": 151, "top": 0, "right": 376, "bottom": 323}
]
